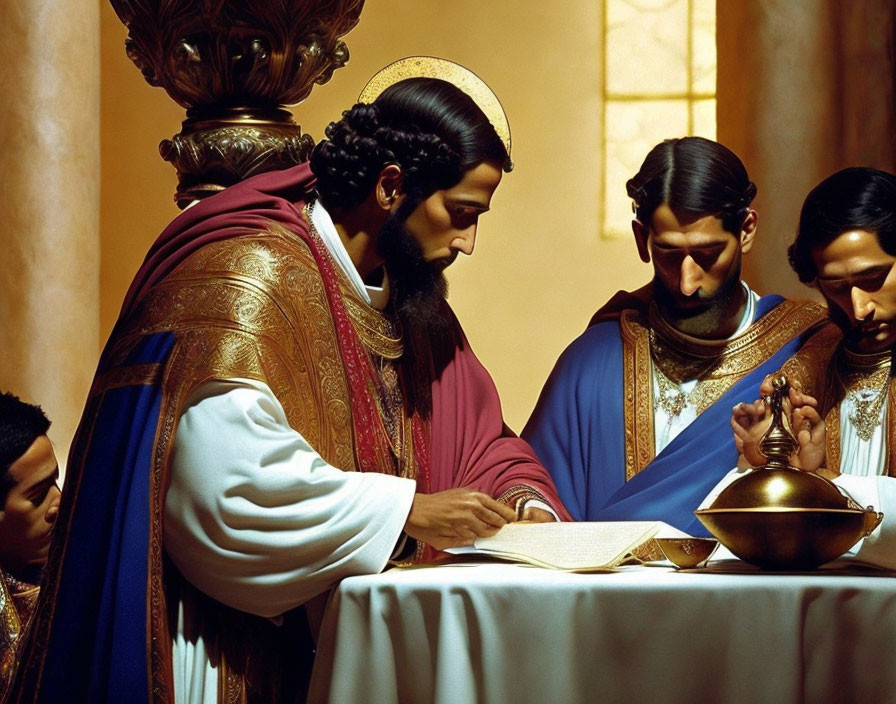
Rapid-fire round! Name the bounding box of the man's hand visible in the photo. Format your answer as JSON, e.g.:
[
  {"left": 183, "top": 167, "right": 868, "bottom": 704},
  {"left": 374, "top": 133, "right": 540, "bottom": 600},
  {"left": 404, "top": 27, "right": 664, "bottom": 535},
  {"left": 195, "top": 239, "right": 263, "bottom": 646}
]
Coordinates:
[
  {"left": 404, "top": 488, "right": 517, "bottom": 551},
  {"left": 740, "top": 373, "right": 829, "bottom": 475},
  {"left": 790, "top": 391, "right": 829, "bottom": 474},
  {"left": 519, "top": 506, "right": 556, "bottom": 523},
  {"left": 731, "top": 399, "right": 771, "bottom": 467}
]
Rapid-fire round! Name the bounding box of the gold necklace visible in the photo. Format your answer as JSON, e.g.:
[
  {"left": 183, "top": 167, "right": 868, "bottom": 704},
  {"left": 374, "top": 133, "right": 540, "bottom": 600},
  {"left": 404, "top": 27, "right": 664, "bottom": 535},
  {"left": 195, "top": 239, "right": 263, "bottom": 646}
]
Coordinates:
[
  {"left": 653, "top": 363, "right": 689, "bottom": 417},
  {"left": 839, "top": 349, "right": 892, "bottom": 442},
  {"left": 649, "top": 326, "right": 719, "bottom": 418}
]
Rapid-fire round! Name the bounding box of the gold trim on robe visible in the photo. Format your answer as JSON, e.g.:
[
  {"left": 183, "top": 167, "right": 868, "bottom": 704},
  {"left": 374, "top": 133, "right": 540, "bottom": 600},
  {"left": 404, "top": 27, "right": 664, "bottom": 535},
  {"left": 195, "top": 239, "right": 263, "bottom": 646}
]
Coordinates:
[
  {"left": 0, "top": 571, "right": 39, "bottom": 700},
  {"left": 619, "top": 310, "right": 655, "bottom": 481},
  {"left": 888, "top": 381, "right": 896, "bottom": 476},
  {"left": 620, "top": 300, "right": 831, "bottom": 481},
  {"left": 825, "top": 406, "right": 843, "bottom": 473}
]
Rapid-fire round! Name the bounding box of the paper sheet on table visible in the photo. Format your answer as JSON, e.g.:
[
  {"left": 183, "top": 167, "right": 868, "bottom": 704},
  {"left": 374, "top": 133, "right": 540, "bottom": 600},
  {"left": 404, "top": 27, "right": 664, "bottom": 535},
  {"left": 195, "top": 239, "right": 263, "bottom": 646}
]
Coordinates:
[{"left": 445, "top": 521, "right": 688, "bottom": 571}]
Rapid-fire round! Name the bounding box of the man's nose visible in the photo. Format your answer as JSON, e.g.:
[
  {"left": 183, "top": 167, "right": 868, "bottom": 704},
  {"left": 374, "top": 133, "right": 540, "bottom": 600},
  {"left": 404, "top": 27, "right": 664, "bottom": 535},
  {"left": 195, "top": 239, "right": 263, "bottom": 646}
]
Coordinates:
[
  {"left": 45, "top": 483, "right": 61, "bottom": 524},
  {"left": 851, "top": 286, "right": 875, "bottom": 323},
  {"left": 679, "top": 254, "right": 702, "bottom": 296},
  {"left": 450, "top": 226, "right": 476, "bottom": 256}
]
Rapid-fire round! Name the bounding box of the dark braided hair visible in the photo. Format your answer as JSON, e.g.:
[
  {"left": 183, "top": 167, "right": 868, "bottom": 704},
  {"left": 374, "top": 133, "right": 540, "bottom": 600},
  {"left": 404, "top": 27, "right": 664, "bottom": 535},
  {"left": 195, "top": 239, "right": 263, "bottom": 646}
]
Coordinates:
[
  {"left": 627, "top": 136, "right": 757, "bottom": 235},
  {"left": 310, "top": 77, "right": 509, "bottom": 212},
  {"left": 0, "top": 391, "right": 51, "bottom": 505},
  {"left": 788, "top": 167, "right": 896, "bottom": 283}
]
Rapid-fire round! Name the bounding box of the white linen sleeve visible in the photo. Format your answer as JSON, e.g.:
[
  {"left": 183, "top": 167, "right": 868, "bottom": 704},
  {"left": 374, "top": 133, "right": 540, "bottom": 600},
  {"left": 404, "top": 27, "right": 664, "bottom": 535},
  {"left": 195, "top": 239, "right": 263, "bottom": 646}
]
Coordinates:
[
  {"left": 834, "top": 473, "right": 896, "bottom": 569},
  {"left": 164, "top": 379, "right": 417, "bottom": 618},
  {"left": 520, "top": 499, "right": 559, "bottom": 521}
]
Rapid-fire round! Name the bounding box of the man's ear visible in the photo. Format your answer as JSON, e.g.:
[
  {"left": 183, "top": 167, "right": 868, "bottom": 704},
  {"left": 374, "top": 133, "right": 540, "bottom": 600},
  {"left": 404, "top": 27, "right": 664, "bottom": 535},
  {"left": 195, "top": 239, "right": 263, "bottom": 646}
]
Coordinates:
[
  {"left": 740, "top": 209, "right": 758, "bottom": 254},
  {"left": 375, "top": 164, "right": 404, "bottom": 211},
  {"left": 632, "top": 220, "right": 650, "bottom": 263}
]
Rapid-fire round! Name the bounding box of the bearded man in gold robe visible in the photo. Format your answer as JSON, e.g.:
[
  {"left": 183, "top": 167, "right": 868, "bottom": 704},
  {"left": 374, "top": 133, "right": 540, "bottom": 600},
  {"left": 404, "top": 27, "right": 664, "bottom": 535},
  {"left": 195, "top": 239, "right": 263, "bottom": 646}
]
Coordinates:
[{"left": 12, "top": 59, "right": 567, "bottom": 703}]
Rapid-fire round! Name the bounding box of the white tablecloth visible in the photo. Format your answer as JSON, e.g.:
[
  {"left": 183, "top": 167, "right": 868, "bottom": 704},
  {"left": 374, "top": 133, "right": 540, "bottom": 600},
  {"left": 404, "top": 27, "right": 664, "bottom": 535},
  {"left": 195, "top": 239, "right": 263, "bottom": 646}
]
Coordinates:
[{"left": 308, "top": 561, "right": 896, "bottom": 704}]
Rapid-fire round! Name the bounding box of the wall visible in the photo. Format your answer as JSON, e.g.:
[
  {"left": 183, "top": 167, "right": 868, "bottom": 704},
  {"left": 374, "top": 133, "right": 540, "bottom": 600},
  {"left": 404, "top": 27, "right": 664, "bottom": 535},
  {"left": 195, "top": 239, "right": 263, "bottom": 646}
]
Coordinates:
[
  {"left": 100, "top": 1, "right": 653, "bottom": 432},
  {"left": 718, "top": 0, "right": 896, "bottom": 302},
  {"left": 0, "top": 0, "right": 100, "bottom": 467}
]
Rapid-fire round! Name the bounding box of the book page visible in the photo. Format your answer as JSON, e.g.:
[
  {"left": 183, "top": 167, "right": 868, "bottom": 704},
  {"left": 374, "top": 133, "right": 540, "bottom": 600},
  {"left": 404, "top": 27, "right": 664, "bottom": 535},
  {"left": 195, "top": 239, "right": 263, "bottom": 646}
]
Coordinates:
[{"left": 447, "top": 521, "right": 682, "bottom": 571}]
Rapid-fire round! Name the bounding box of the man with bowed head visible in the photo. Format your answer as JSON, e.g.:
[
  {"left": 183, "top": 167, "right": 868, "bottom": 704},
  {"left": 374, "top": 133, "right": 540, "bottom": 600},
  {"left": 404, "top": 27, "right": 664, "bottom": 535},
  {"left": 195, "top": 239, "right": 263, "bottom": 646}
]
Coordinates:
[
  {"left": 728, "top": 167, "right": 896, "bottom": 568},
  {"left": 0, "top": 391, "right": 60, "bottom": 699},
  {"left": 524, "top": 136, "right": 830, "bottom": 535},
  {"left": 14, "top": 58, "right": 567, "bottom": 703}
]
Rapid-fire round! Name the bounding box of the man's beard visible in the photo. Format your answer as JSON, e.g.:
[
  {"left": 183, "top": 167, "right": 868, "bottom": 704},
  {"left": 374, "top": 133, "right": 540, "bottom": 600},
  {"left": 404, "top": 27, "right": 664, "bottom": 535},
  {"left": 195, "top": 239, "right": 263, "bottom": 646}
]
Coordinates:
[
  {"left": 653, "top": 260, "right": 744, "bottom": 337},
  {"left": 376, "top": 205, "right": 453, "bottom": 342}
]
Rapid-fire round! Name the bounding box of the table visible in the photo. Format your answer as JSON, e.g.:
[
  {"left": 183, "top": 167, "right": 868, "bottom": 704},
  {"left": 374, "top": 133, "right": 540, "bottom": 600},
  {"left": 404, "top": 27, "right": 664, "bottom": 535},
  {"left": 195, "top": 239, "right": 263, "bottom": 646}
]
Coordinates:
[{"left": 307, "top": 561, "right": 896, "bottom": 704}]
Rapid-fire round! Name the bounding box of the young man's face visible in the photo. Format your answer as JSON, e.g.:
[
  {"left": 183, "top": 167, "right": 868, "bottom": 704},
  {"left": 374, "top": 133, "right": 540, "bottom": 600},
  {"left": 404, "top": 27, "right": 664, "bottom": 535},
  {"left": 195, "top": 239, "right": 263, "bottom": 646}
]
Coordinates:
[
  {"left": 813, "top": 229, "right": 896, "bottom": 353},
  {"left": 641, "top": 203, "right": 749, "bottom": 335},
  {"left": 402, "top": 161, "right": 503, "bottom": 270},
  {"left": 0, "top": 435, "right": 60, "bottom": 573}
]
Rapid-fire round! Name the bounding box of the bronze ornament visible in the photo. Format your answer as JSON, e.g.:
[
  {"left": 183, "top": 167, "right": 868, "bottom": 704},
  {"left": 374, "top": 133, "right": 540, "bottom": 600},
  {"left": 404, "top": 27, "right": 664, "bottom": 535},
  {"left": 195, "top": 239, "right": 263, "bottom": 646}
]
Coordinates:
[
  {"left": 108, "top": 0, "right": 365, "bottom": 205},
  {"left": 160, "top": 121, "right": 316, "bottom": 207}
]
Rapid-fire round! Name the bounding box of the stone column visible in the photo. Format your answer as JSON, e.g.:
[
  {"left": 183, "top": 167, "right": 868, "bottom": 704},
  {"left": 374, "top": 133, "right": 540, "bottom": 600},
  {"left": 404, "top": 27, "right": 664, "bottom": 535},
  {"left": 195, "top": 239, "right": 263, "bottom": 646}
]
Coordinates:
[
  {"left": 717, "top": 0, "right": 896, "bottom": 300},
  {"left": 0, "top": 0, "right": 101, "bottom": 468}
]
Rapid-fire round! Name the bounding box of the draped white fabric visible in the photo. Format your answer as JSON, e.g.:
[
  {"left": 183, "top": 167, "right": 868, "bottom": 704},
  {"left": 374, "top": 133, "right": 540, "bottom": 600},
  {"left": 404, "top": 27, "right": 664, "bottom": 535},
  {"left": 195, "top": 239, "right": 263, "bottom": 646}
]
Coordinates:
[
  {"left": 165, "top": 380, "right": 416, "bottom": 702},
  {"left": 166, "top": 380, "right": 417, "bottom": 617},
  {"left": 309, "top": 562, "right": 896, "bottom": 704}
]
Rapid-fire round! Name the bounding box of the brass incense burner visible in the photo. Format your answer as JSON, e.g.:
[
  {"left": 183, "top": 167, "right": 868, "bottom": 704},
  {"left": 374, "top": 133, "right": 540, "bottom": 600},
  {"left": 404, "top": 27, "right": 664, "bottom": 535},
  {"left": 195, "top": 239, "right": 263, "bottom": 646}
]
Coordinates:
[{"left": 694, "top": 375, "right": 882, "bottom": 569}]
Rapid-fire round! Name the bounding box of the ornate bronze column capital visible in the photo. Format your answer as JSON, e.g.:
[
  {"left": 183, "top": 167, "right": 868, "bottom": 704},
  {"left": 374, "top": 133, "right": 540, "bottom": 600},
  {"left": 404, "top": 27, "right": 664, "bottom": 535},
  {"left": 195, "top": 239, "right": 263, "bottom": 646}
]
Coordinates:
[{"left": 109, "top": 0, "right": 365, "bottom": 207}]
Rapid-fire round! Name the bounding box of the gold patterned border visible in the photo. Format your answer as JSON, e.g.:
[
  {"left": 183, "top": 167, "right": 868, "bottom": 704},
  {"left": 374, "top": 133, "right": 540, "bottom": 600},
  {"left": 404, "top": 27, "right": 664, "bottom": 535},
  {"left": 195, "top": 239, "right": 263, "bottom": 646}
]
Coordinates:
[
  {"left": 91, "top": 363, "right": 163, "bottom": 397},
  {"left": 825, "top": 404, "right": 842, "bottom": 474},
  {"left": 497, "top": 485, "right": 552, "bottom": 518},
  {"left": 888, "top": 379, "right": 896, "bottom": 477},
  {"left": 620, "top": 310, "right": 655, "bottom": 480}
]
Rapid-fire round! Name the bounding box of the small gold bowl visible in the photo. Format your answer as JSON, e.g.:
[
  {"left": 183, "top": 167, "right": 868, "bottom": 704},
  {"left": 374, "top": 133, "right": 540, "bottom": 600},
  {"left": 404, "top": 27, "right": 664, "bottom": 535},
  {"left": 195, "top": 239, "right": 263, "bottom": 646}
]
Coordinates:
[{"left": 655, "top": 537, "right": 719, "bottom": 569}]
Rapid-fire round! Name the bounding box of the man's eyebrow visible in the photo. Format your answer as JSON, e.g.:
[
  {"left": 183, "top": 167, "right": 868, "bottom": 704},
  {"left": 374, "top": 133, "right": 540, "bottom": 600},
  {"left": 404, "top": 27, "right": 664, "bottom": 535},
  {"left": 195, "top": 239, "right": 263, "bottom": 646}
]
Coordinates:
[
  {"left": 818, "top": 265, "right": 893, "bottom": 280},
  {"left": 24, "top": 466, "right": 59, "bottom": 497},
  {"left": 652, "top": 241, "right": 727, "bottom": 250}
]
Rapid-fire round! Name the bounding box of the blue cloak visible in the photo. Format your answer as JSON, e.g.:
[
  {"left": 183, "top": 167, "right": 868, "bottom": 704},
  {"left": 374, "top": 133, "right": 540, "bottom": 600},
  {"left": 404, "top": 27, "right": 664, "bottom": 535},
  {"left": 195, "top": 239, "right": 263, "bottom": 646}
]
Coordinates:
[{"left": 523, "top": 296, "right": 827, "bottom": 535}]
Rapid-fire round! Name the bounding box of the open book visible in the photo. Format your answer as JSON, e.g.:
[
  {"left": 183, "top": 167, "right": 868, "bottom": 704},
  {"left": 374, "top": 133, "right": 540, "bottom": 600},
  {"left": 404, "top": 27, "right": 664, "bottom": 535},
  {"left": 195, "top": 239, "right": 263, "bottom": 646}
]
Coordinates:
[{"left": 445, "top": 521, "right": 688, "bottom": 571}]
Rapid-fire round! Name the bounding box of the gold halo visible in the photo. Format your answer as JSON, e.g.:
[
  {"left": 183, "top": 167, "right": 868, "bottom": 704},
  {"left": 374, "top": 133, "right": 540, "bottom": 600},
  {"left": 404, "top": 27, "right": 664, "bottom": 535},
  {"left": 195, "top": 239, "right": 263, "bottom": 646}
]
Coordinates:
[{"left": 358, "top": 56, "right": 511, "bottom": 160}]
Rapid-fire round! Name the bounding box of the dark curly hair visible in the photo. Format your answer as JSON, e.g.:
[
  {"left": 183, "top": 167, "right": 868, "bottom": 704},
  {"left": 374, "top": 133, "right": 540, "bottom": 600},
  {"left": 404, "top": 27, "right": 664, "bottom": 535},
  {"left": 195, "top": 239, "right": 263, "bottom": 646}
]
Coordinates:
[
  {"left": 0, "top": 391, "right": 51, "bottom": 505},
  {"left": 310, "top": 77, "right": 510, "bottom": 212},
  {"left": 788, "top": 167, "right": 896, "bottom": 283},
  {"left": 627, "top": 136, "right": 756, "bottom": 235}
]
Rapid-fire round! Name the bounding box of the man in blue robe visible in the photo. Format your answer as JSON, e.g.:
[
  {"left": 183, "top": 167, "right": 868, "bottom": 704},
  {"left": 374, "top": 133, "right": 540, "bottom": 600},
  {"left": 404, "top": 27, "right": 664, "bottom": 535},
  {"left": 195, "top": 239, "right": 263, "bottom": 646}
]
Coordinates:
[{"left": 523, "top": 137, "right": 834, "bottom": 534}]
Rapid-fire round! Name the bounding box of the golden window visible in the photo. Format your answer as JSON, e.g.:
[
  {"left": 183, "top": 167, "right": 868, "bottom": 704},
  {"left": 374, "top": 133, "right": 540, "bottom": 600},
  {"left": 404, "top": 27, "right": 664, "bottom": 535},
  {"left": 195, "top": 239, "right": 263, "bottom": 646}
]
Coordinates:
[{"left": 602, "top": 0, "right": 716, "bottom": 238}]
